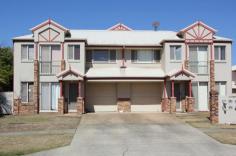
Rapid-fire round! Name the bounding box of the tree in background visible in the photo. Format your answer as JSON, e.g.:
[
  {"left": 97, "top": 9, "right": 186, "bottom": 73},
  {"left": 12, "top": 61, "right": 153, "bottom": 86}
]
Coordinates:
[{"left": 0, "top": 47, "right": 13, "bottom": 91}]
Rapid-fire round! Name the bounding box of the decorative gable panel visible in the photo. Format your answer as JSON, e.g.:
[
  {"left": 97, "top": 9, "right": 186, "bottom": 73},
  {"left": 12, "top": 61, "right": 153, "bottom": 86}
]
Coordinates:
[
  {"left": 38, "top": 28, "right": 60, "bottom": 42},
  {"left": 179, "top": 21, "right": 216, "bottom": 43},
  {"left": 107, "top": 23, "right": 132, "bottom": 31}
]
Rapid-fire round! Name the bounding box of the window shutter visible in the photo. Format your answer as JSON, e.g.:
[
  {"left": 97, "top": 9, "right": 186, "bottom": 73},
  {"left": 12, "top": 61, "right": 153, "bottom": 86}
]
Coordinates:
[
  {"left": 170, "top": 46, "right": 175, "bottom": 60},
  {"left": 154, "top": 50, "right": 160, "bottom": 61},
  {"left": 214, "top": 46, "right": 219, "bottom": 60},
  {"left": 131, "top": 50, "right": 137, "bottom": 62},
  {"left": 109, "top": 50, "right": 116, "bottom": 62}
]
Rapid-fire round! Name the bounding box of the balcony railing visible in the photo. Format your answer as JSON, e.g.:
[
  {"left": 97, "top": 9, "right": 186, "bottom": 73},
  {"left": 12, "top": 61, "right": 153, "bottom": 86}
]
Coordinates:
[
  {"left": 40, "top": 61, "right": 61, "bottom": 75},
  {"left": 189, "top": 61, "right": 208, "bottom": 75}
]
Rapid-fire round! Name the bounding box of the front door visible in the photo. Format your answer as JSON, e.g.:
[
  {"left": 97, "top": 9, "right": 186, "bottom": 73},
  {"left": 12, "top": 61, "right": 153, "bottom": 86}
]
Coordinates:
[
  {"left": 198, "top": 82, "right": 208, "bottom": 111},
  {"left": 174, "top": 83, "right": 186, "bottom": 111},
  {"left": 68, "top": 83, "right": 78, "bottom": 112}
]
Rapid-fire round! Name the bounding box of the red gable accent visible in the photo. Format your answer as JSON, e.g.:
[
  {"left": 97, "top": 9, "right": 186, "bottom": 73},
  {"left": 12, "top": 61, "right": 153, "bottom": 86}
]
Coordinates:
[
  {"left": 179, "top": 21, "right": 216, "bottom": 34},
  {"left": 30, "top": 19, "right": 68, "bottom": 32},
  {"left": 108, "top": 23, "right": 132, "bottom": 31}
]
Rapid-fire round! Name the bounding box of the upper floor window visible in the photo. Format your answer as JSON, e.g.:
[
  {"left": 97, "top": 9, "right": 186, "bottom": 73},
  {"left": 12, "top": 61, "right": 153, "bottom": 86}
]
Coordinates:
[
  {"left": 21, "top": 45, "right": 34, "bottom": 61},
  {"left": 214, "top": 46, "right": 226, "bottom": 61},
  {"left": 40, "top": 45, "right": 61, "bottom": 75},
  {"left": 88, "top": 50, "right": 116, "bottom": 63},
  {"left": 131, "top": 50, "right": 160, "bottom": 63},
  {"left": 21, "top": 82, "right": 33, "bottom": 103},
  {"left": 68, "top": 45, "right": 80, "bottom": 61},
  {"left": 170, "top": 46, "right": 181, "bottom": 61}
]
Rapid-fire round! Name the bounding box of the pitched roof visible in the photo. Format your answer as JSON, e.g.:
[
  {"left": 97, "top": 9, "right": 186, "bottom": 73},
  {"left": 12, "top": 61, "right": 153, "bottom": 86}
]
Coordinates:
[{"left": 30, "top": 19, "right": 68, "bottom": 32}]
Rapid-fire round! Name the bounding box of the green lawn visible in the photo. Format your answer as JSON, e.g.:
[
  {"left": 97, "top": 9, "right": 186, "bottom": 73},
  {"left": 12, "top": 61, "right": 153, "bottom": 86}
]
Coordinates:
[
  {"left": 176, "top": 112, "right": 236, "bottom": 145},
  {"left": 0, "top": 114, "right": 81, "bottom": 156}
]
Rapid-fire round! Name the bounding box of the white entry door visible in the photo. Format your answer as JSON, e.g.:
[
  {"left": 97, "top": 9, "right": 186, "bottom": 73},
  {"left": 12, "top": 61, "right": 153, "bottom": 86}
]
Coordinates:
[{"left": 198, "top": 82, "right": 208, "bottom": 111}]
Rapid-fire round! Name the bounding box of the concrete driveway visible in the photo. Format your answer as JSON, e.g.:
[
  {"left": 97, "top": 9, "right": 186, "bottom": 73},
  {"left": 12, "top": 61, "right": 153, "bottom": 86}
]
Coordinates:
[{"left": 29, "top": 113, "right": 236, "bottom": 156}]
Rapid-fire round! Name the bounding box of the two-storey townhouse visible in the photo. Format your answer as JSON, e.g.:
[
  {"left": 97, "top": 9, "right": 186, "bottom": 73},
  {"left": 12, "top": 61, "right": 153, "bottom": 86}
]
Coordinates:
[{"left": 12, "top": 20, "right": 232, "bottom": 117}]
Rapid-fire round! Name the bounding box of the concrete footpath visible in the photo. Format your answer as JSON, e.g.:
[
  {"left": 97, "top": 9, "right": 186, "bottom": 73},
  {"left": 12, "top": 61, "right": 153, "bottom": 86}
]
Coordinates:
[{"left": 28, "top": 113, "right": 236, "bottom": 156}]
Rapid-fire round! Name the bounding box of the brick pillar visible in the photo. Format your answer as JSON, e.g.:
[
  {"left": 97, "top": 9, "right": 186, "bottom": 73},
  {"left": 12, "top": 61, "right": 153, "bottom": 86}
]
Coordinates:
[
  {"left": 33, "top": 60, "right": 39, "bottom": 114},
  {"left": 209, "top": 60, "right": 219, "bottom": 123},
  {"left": 77, "top": 97, "right": 84, "bottom": 114},
  {"left": 117, "top": 98, "right": 131, "bottom": 112},
  {"left": 186, "top": 97, "right": 195, "bottom": 112},
  {"left": 58, "top": 97, "right": 65, "bottom": 114},
  {"left": 61, "top": 59, "right": 66, "bottom": 71},
  {"left": 169, "top": 97, "right": 176, "bottom": 113},
  {"left": 13, "top": 98, "right": 21, "bottom": 115},
  {"left": 161, "top": 98, "right": 169, "bottom": 112}
]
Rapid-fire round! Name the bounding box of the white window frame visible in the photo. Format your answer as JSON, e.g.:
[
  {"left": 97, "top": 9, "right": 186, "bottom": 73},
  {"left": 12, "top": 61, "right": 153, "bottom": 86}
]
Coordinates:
[
  {"left": 214, "top": 46, "right": 226, "bottom": 62},
  {"left": 92, "top": 50, "right": 117, "bottom": 63},
  {"left": 216, "top": 81, "right": 227, "bottom": 96},
  {"left": 21, "top": 44, "right": 34, "bottom": 62},
  {"left": 21, "top": 82, "right": 33, "bottom": 103},
  {"left": 40, "top": 82, "right": 60, "bottom": 112},
  {"left": 131, "top": 49, "right": 160, "bottom": 64},
  {"left": 170, "top": 45, "right": 182, "bottom": 62},
  {"left": 68, "top": 45, "right": 80, "bottom": 61}
]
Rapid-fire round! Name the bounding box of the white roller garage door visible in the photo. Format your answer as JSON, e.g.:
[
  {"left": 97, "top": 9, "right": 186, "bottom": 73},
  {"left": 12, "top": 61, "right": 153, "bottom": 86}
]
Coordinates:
[
  {"left": 131, "top": 83, "right": 162, "bottom": 112},
  {"left": 86, "top": 83, "right": 117, "bottom": 112}
]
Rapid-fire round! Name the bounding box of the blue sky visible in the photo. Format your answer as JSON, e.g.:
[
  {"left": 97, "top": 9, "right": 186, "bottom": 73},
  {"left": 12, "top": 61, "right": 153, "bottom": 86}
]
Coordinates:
[{"left": 1, "top": 0, "right": 236, "bottom": 64}]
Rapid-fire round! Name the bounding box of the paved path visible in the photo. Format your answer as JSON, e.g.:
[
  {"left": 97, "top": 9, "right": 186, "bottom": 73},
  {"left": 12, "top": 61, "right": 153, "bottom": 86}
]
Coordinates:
[{"left": 28, "top": 113, "right": 236, "bottom": 156}]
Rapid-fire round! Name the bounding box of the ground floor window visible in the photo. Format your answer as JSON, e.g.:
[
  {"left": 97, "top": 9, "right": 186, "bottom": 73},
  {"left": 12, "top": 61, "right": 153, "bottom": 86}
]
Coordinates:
[
  {"left": 40, "top": 82, "right": 60, "bottom": 111},
  {"left": 21, "top": 82, "right": 33, "bottom": 103},
  {"left": 216, "top": 81, "right": 226, "bottom": 96}
]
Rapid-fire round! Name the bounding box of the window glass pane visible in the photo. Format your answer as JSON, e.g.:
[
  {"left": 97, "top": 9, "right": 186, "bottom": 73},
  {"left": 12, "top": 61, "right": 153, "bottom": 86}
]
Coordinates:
[
  {"left": 175, "top": 46, "right": 181, "bottom": 60},
  {"left": 41, "top": 45, "right": 51, "bottom": 61},
  {"left": 51, "top": 45, "right": 61, "bottom": 61},
  {"left": 21, "top": 45, "right": 28, "bottom": 60},
  {"left": 137, "top": 50, "right": 153, "bottom": 62},
  {"left": 214, "top": 46, "right": 219, "bottom": 60},
  {"left": 74, "top": 45, "right": 80, "bottom": 60},
  {"left": 28, "top": 83, "right": 34, "bottom": 102},
  {"left": 170, "top": 47, "right": 175, "bottom": 60},
  {"left": 154, "top": 50, "right": 161, "bottom": 61},
  {"left": 68, "top": 45, "right": 74, "bottom": 60},
  {"left": 86, "top": 50, "right": 92, "bottom": 62},
  {"left": 131, "top": 50, "right": 137, "bottom": 62},
  {"left": 109, "top": 50, "right": 116, "bottom": 62},
  {"left": 93, "top": 50, "right": 109, "bottom": 61},
  {"left": 51, "top": 83, "right": 60, "bottom": 110},
  {"left": 198, "top": 46, "right": 208, "bottom": 51},
  {"left": 21, "top": 83, "right": 28, "bottom": 102},
  {"left": 220, "top": 46, "right": 226, "bottom": 60},
  {"left": 28, "top": 45, "right": 34, "bottom": 60},
  {"left": 41, "top": 83, "right": 50, "bottom": 110}
]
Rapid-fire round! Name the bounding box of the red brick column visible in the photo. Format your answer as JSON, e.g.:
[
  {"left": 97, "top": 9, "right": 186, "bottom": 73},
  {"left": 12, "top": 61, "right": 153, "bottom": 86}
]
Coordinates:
[
  {"left": 61, "top": 60, "right": 66, "bottom": 71},
  {"left": 33, "top": 60, "right": 39, "bottom": 114},
  {"left": 161, "top": 98, "right": 169, "bottom": 112},
  {"left": 209, "top": 59, "right": 219, "bottom": 123},
  {"left": 169, "top": 97, "right": 176, "bottom": 113},
  {"left": 58, "top": 97, "right": 65, "bottom": 114},
  {"left": 186, "top": 97, "right": 195, "bottom": 112},
  {"left": 13, "top": 98, "right": 21, "bottom": 115},
  {"left": 77, "top": 97, "right": 84, "bottom": 114},
  {"left": 181, "top": 98, "right": 186, "bottom": 112}
]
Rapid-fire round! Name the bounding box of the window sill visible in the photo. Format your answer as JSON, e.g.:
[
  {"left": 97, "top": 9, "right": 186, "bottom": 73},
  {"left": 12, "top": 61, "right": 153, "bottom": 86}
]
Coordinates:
[
  {"left": 92, "top": 62, "right": 117, "bottom": 64},
  {"left": 170, "top": 60, "right": 182, "bottom": 63},
  {"left": 215, "top": 61, "right": 227, "bottom": 63},
  {"left": 21, "top": 60, "right": 34, "bottom": 63},
  {"left": 131, "top": 62, "right": 160, "bottom": 64},
  {"left": 68, "top": 60, "right": 81, "bottom": 63}
]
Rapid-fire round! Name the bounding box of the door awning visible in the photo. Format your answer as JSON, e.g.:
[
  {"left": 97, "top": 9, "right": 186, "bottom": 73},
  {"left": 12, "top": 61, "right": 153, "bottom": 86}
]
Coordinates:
[
  {"left": 56, "top": 67, "right": 84, "bottom": 81},
  {"left": 167, "top": 66, "right": 196, "bottom": 81}
]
